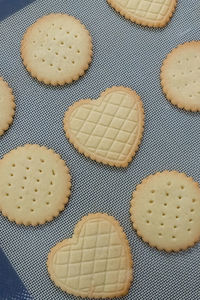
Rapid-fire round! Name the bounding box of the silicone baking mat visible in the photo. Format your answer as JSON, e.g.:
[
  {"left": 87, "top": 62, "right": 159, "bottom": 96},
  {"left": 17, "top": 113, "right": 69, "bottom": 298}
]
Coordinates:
[{"left": 0, "top": 0, "right": 200, "bottom": 299}]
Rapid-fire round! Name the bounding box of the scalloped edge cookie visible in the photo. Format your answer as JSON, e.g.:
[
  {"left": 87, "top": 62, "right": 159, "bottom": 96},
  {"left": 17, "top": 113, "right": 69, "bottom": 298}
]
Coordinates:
[
  {"left": 21, "top": 13, "right": 93, "bottom": 85},
  {"left": 161, "top": 41, "right": 200, "bottom": 112},
  {"left": 130, "top": 170, "right": 200, "bottom": 252},
  {"left": 0, "top": 77, "right": 15, "bottom": 136},
  {"left": 0, "top": 144, "right": 71, "bottom": 226}
]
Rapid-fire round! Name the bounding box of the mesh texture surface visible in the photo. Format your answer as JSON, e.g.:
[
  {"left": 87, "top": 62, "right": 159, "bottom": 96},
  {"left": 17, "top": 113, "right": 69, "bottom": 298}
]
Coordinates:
[{"left": 0, "top": 0, "right": 200, "bottom": 299}]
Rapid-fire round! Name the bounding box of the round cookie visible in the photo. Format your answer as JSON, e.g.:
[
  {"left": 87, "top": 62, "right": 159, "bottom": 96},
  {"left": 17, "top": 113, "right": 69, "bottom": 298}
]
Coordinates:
[
  {"left": 161, "top": 41, "right": 200, "bottom": 112},
  {"left": 130, "top": 171, "right": 200, "bottom": 252},
  {"left": 21, "top": 14, "right": 93, "bottom": 85},
  {"left": 0, "top": 77, "right": 15, "bottom": 136},
  {"left": 0, "top": 144, "right": 71, "bottom": 225}
]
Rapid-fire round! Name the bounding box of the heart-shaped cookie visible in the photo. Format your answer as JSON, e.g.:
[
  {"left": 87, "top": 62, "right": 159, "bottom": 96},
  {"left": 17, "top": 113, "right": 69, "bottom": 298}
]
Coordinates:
[
  {"left": 64, "top": 86, "right": 144, "bottom": 167},
  {"left": 107, "top": 0, "right": 177, "bottom": 28},
  {"left": 47, "top": 213, "right": 133, "bottom": 298}
]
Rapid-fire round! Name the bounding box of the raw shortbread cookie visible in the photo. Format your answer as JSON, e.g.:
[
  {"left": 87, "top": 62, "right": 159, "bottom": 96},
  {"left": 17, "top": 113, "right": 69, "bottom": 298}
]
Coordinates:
[
  {"left": 21, "top": 14, "right": 92, "bottom": 85},
  {"left": 161, "top": 41, "right": 200, "bottom": 112},
  {"left": 0, "top": 77, "right": 15, "bottom": 136},
  {"left": 0, "top": 144, "right": 71, "bottom": 226},
  {"left": 47, "top": 213, "right": 133, "bottom": 298},
  {"left": 107, "top": 0, "right": 177, "bottom": 28},
  {"left": 130, "top": 171, "right": 200, "bottom": 252},
  {"left": 64, "top": 86, "right": 144, "bottom": 167}
]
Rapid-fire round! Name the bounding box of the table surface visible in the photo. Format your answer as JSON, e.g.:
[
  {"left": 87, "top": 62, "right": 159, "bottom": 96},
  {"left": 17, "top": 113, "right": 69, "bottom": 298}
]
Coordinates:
[{"left": 0, "top": 0, "right": 35, "bottom": 21}]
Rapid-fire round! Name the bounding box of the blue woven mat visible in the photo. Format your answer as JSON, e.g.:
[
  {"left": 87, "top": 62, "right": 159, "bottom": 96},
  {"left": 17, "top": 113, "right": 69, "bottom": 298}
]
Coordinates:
[{"left": 0, "top": 0, "right": 200, "bottom": 299}]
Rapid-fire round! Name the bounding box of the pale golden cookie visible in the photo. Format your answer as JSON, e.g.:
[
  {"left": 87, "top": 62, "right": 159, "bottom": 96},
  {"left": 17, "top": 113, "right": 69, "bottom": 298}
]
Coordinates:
[
  {"left": 63, "top": 86, "right": 144, "bottom": 168},
  {"left": 0, "top": 144, "right": 71, "bottom": 226},
  {"left": 21, "top": 14, "right": 92, "bottom": 85},
  {"left": 107, "top": 0, "right": 177, "bottom": 28},
  {"left": 130, "top": 171, "right": 200, "bottom": 252},
  {"left": 0, "top": 77, "right": 15, "bottom": 136},
  {"left": 161, "top": 41, "right": 200, "bottom": 112},
  {"left": 47, "top": 213, "right": 133, "bottom": 298}
]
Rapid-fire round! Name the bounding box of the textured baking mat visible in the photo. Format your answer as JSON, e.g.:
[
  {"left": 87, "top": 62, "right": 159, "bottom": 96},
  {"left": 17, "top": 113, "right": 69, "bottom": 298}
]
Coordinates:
[{"left": 0, "top": 0, "right": 200, "bottom": 299}]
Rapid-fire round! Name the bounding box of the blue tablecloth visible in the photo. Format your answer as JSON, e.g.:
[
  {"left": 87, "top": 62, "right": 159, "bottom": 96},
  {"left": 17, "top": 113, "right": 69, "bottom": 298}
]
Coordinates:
[{"left": 0, "top": 0, "right": 35, "bottom": 21}]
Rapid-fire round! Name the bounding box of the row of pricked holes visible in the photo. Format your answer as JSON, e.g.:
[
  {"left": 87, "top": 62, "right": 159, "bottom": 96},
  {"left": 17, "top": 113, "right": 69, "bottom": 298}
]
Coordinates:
[
  {"left": 151, "top": 182, "right": 184, "bottom": 190},
  {"left": 11, "top": 160, "right": 56, "bottom": 174},
  {"left": 35, "top": 59, "right": 76, "bottom": 70},
  {"left": 17, "top": 202, "right": 51, "bottom": 211},
  {"left": 33, "top": 55, "right": 78, "bottom": 70},
  {"left": 47, "top": 47, "right": 80, "bottom": 53},
  {"left": 148, "top": 197, "right": 196, "bottom": 205},
  {"left": 147, "top": 220, "right": 193, "bottom": 226},
  {"left": 12, "top": 158, "right": 45, "bottom": 163},
  {"left": 146, "top": 219, "right": 193, "bottom": 239},
  {"left": 38, "top": 27, "right": 79, "bottom": 38},
  {"left": 35, "top": 40, "right": 79, "bottom": 46},
  {"left": 147, "top": 208, "right": 195, "bottom": 217},
  {"left": 147, "top": 197, "right": 196, "bottom": 215},
  {"left": 177, "top": 57, "right": 200, "bottom": 63},
  {"left": 33, "top": 41, "right": 81, "bottom": 53},
  {"left": 7, "top": 184, "right": 53, "bottom": 198},
  {"left": 9, "top": 169, "right": 55, "bottom": 175}
]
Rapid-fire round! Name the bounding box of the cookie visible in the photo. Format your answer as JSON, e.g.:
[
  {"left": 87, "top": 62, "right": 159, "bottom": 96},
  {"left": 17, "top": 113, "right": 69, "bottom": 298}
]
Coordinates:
[
  {"left": 21, "top": 14, "right": 93, "bottom": 85},
  {"left": 130, "top": 170, "right": 200, "bottom": 252},
  {"left": 107, "top": 0, "right": 177, "bottom": 28},
  {"left": 63, "top": 86, "right": 144, "bottom": 168},
  {"left": 47, "top": 213, "right": 133, "bottom": 298},
  {"left": 0, "top": 144, "right": 71, "bottom": 226},
  {"left": 161, "top": 41, "right": 200, "bottom": 112},
  {"left": 0, "top": 77, "right": 15, "bottom": 136}
]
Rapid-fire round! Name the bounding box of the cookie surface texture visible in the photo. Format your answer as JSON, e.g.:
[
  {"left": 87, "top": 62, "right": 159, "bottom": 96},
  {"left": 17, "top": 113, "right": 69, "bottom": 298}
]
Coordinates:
[
  {"left": 47, "top": 213, "right": 133, "bottom": 298},
  {"left": 161, "top": 41, "right": 200, "bottom": 111},
  {"left": 21, "top": 14, "right": 92, "bottom": 85},
  {"left": 0, "top": 77, "right": 15, "bottom": 136},
  {"left": 64, "top": 86, "right": 144, "bottom": 167},
  {"left": 107, "top": 0, "right": 177, "bottom": 28},
  {"left": 130, "top": 171, "right": 200, "bottom": 252},
  {"left": 0, "top": 144, "right": 71, "bottom": 225}
]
